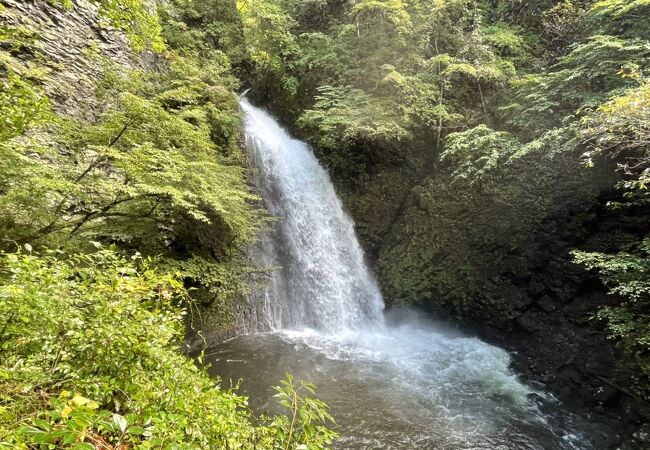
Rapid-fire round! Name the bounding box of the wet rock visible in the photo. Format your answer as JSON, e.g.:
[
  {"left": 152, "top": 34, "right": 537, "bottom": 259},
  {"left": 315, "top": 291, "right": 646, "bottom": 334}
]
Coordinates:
[
  {"left": 536, "top": 295, "right": 557, "bottom": 312},
  {"left": 516, "top": 310, "right": 548, "bottom": 333},
  {"left": 526, "top": 392, "right": 546, "bottom": 407},
  {"left": 633, "top": 423, "right": 650, "bottom": 444},
  {"left": 593, "top": 385, "right": 620, "bottom": 404}
]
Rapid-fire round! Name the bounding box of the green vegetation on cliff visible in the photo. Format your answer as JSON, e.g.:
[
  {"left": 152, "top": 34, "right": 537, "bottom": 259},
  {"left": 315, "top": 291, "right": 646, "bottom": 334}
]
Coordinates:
[{"left": 55, "top": 0, "right": 165, "bottom": 51}]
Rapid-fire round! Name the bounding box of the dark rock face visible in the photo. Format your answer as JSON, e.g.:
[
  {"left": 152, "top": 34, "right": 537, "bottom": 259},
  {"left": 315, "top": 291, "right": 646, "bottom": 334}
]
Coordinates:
[
  {"left": 422, "top": 263, "right": 646, "bottom": 448},
  {"left": 488, "top": 292, "right": 619, "bottom": 399}
]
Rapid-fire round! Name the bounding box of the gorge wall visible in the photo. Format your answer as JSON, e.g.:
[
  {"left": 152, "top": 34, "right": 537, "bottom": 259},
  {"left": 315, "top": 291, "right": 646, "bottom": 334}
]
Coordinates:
[{"left": 1, "top": 0, "right": 150, "bottom": 117}]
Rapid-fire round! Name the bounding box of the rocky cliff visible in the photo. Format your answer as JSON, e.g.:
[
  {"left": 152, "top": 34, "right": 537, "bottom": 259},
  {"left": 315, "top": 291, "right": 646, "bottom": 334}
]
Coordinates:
[{"left": 1, "top": 0, "right": 155, "bottom": 118}]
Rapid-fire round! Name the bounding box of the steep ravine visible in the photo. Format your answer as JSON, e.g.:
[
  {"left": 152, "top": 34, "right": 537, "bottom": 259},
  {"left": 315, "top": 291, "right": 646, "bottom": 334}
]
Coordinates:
[{"left": 8, "top": 1, "right": 647, "bottom": 447}]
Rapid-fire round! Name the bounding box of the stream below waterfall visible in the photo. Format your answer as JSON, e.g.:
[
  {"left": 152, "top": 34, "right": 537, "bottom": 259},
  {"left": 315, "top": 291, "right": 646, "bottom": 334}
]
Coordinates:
[
  {"left": 205, "top": 313, "right": 599, "bottom": 449},
  {"left": 202, "top": 99, "right": 606, "bottom": 449}
]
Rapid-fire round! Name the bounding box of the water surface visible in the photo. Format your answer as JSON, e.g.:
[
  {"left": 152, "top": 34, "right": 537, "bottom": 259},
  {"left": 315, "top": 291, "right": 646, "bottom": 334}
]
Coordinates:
[{"left": 205, "top": 314, "right": 594, "bottom": 450}]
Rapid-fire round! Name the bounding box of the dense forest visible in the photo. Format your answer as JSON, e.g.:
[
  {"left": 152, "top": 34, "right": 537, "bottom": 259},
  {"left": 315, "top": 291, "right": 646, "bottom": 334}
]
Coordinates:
[{"left": 1, "top": 0, "right": 649, "bottom": 448}]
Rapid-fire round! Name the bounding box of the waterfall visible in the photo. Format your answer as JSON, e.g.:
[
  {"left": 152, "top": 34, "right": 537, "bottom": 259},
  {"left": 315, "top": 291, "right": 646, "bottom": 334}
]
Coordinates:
[
  {"left": 241, "top": 99, "right": 384, "bottom": 333},
  {"left": 206, "top": 99, "right": 596, "bottom": 450}
]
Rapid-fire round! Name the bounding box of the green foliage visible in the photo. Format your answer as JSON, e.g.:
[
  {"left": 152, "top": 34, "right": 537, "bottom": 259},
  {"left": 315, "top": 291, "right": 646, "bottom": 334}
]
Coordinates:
[
  {"left": 482, "top": 23, "right": 528, "bottom": 61},
  {"left": 0, "top": 0, "right": 270, "bottom": 316},
  {"left": 440, "top": 125, "right": 520, "bottom": 184},
  {"left": 161, "top": 255, "right": 263, "bottom": 313},
  {"left": 589, "top": 0, "right": 650, "bottom": 40},
  {"left": 0, "top": 62, "right": 50, "bottom": 141},
  {"left": 506, "top": 35, "right": 650, "bottom": 136},
  {"left": 161, "top": 0, "right": 247, "bottom": 67},
  {"left": 0, "top": 249, "right": 337, "bottom": 448},
  {"left": 238, "top": 0, "right": 518, "bottom": 153},
  {"left": 53, "top": 0, "right": 165, "bottom": 52},
  {"left": 99, "top": 0, "right": 165, "bottom": 51},
  {"left": 269, "top": 374, "right": 339, "bottom": 450},
  {"left": 299, "top": 85, "right": 409, "bottom": 152},
  {"left": 347, "top": 0, "right": 413, "bottom": 85},
  {"left": 0, "top": 36, "right": 265, "bottom": 309},
  {"left": 0, "top": 19, "right": 269, "bottom": 408},
  {"left": 573, "top": 245, "right": 650, "bottom": 379},
  {"left": 239, "top": 0, "right": 301, "bottom": 99},
  {"left": 0, "top": 69, "right": 263, "bottom": 248},
  {"left": 580, "top": 80, "right": 650, "bottom": 193},
  {"left": 351, "top": 0, "right": 412, "bottom": 35},
  {"left": 540, "top": 0, "right": 588, "bottom": 52}
]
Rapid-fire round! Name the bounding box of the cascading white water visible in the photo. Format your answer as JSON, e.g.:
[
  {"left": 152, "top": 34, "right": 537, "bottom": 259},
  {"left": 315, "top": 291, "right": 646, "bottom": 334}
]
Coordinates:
[
  {"left": 242, "top": 98, "right": 384, "bottom": 333},
  {"left": 227, "top": 99, "right": 599, "bottom": 449}
]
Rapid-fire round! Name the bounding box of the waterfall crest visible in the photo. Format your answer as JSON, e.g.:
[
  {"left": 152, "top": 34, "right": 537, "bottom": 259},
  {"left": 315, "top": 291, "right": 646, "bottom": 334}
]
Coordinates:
[{"left": 241, "top": 99, "right": 384, "bottom": 333}]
